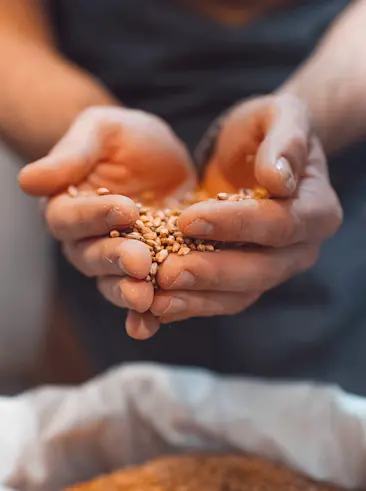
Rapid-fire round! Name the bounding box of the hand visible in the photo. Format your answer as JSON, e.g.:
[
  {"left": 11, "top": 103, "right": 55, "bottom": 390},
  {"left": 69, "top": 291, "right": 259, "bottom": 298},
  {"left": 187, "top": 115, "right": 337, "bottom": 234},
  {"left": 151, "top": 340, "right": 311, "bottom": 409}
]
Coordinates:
[
  {"left": 133, "top": 94, "right": 342, "bottom": 337},
  {"left": 19, "top": 106, "right": 195, "bottom": 199},
  {"left": 19, "top": 107, "right": 196, "bottom": 339}
]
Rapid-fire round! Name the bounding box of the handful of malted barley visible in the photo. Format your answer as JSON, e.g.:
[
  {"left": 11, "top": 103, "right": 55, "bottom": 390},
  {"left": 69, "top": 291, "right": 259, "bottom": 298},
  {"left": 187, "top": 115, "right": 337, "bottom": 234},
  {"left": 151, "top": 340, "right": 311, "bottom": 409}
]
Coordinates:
[
  {"left": 68, "top": 185, "right": 269, "bottom": 288},
  {"left": 110, "top": 200, "right": 217, "bottom": 288}
]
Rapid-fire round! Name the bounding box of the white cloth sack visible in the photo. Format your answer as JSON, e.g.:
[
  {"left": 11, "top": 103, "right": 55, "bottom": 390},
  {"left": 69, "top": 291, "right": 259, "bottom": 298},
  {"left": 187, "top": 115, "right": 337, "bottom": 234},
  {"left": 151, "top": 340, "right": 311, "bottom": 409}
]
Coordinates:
[{"left": 0, "top": 363, "right": 366, "bottom": 491}]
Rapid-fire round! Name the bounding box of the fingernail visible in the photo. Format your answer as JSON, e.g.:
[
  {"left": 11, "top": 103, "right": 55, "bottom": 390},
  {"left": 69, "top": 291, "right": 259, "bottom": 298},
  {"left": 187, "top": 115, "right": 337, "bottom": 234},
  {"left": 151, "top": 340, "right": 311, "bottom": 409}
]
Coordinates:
[
  {"left": 171, "top": 271, "right": 195, "bottom": 289},
  {"left": 276, "top": 157, "right": 297, "bottom": 192},
  {"left": 153, "top": 296, "right": 187, "bottom": 316},
  {"left": 106, "top": 205, "right": 133, "bottom": 228},
  {"left": 183, "top": 219, "right": 214, "bottom": 237}
]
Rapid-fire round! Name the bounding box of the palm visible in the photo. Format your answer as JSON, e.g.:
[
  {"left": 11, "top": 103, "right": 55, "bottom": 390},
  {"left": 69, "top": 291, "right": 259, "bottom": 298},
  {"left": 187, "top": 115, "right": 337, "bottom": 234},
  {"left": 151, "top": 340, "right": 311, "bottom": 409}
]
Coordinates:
[
  {"left": 81, "top": 117, "right": 196, "bottom": 201},
  {"left": 20, "top": 107, "right": 196, "bottom": 201}
]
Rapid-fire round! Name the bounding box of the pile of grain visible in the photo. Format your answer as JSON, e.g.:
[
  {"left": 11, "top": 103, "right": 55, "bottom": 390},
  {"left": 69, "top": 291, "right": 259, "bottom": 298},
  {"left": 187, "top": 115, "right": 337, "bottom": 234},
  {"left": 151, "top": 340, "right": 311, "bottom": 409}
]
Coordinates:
[{"left": 68, "top": 186, "right": 269, "bottom": 288}]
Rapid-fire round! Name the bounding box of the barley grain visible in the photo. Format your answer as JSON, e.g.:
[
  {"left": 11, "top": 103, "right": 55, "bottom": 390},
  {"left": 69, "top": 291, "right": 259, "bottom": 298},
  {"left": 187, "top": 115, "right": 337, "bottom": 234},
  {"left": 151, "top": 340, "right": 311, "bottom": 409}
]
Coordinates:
[
  {"left": 67, "top": 185, "right": 78, "bottom": 198},
  {"left": 96, "top": 187, "right": 111, "bottom": 196},
  {"left": 167, "top": 235, "right": 175, "bottom": 245},
  {"left": 178, "top": 247, "right": 191, "bottom": 256},
  {"left": 135, "top": 220, "right": 145, "bottom": 230},
  {"left": 150, "top": 262, "right": 158, "bottom": 277},
  {"left": 172, "top": 242, "right": 181, "bottom": 253},
  {"left": 104, "top": 187, "right": 269, "bottom": 288},
  {"left": 156, "top": 249, "right": 169, "bottom": 263},
  {"left": 144, "top": 232, "right": 157, "bottom": 240}
]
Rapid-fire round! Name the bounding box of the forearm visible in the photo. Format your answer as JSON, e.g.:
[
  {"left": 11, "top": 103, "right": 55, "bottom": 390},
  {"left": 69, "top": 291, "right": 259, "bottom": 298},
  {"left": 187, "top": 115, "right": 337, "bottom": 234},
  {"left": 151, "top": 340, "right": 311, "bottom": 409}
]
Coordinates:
[
  {"left": 279, "top": 0, "right": 366, "bottom": 154},
  {"left": 0, "top": 5, "right": 118, "bottom": 160},
  {"left": 0, "top": 37, "right": 118, "bottom": 160}
]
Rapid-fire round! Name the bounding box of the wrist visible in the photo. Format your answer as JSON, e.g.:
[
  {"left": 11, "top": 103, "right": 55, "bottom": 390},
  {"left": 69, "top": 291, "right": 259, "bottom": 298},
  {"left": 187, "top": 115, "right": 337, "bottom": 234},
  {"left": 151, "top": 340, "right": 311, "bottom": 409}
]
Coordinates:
[
  {"left": 275, "top": 67, "right": 331, "bottom": 152},
  {"left": 277, "top": 54, "right": 366, "bottom": 155}
]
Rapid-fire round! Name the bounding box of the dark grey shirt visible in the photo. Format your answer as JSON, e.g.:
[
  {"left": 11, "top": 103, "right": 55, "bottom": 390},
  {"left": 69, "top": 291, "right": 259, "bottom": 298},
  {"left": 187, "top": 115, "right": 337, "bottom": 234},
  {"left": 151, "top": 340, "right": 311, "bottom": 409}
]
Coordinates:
[{"left": 48, "top": 0, "right": 366, "bottom": 395}]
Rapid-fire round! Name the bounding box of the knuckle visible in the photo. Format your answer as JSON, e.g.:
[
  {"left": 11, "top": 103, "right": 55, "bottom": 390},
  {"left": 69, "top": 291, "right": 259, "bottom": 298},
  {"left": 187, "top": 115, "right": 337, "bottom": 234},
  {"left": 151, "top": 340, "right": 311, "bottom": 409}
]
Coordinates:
[
  {"left": 231, "top": 215, "right": 247, "bottom": 242},
  {"left": 225, "top": 294, "right": 259, "bottom": 316},
  {"left": 326, "top": 198, "right": 343, "bottom": 237},
  {"left": 298, "top": 246, "right": 319, "bottom": 272},
  {"left": 199, "top": 258, "right": 220, "bottom": 288},
  {"left": 225, "top": 301, "right": 245, "bottom": 316},
  {"left": 276, "top": 203, "right": 305, "bottom": 246},
  {"left": 77, "top": 106, "right": 105, "bottom": 122},
  {"left": 312, "top": 191, "right": 343, "bottom": 241},
  {"left": 285, "top": 210, "right": 304, "bottom": 244},
  {"left": 267, "top": 215, "right": 299, "bottom": 247},
  {"left": 63, "top": 242, "right": 94, "bottom": 277},
  {"left": 96, "top": 277, "right": 107, "bottom": 298},
  {"left": 289, "top": 130, "right": 307, "bottom": 153},
  {"left": 45, "top": 209, "right": 68, "bottom": 240},
  {"left": 62, "top": 242, "right": 80, "bottom": 271}
]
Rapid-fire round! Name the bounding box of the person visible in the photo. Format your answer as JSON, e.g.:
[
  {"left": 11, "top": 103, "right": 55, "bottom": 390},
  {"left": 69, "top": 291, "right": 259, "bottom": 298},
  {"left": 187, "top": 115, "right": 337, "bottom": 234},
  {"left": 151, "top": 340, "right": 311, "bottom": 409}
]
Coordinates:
[{"left": 2, "top": 1, "right": 366, "bottom": 393}]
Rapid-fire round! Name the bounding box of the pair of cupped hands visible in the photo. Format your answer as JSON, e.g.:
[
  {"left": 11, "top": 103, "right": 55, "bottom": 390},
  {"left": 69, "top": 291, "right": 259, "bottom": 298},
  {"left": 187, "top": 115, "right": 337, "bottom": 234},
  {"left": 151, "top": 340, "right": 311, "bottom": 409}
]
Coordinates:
[{"left": 19, "top": 94, "right": 342, "bottom": 340}]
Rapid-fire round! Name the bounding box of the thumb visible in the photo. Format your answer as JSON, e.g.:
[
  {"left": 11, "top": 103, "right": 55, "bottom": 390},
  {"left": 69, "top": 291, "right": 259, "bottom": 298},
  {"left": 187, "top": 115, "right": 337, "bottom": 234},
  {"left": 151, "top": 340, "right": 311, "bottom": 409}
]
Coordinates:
[
  {"left": 19, "top": 153, "right": 90, "bottom": 197},
  {"left": 254, "top": 94, "right": 311, "bottom": 197},
  {"left": 19, "top": 109, "right": 101, "bottom": 196}
]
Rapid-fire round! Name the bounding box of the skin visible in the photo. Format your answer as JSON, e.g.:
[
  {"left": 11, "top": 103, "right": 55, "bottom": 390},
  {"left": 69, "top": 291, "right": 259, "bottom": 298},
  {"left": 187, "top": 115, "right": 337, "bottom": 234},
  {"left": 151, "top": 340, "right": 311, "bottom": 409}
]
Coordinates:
[
  {"left": 19, "top": 95, "right": 342, "bottom": 339},
  {"left": 6, "top": 1, "right": 366, "bottom": 338}
]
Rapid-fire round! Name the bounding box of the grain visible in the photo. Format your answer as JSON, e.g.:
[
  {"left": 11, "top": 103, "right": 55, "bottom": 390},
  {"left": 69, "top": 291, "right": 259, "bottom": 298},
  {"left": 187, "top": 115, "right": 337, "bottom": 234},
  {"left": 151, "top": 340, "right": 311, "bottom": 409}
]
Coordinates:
[
  {"left": 178, "top": 247, "right": 191, "bottom": 256},
  {"left": 156, "top": 249, "right": 169, "bottom": 263},
  {"left": 172, "top": 242, "right": 181, "bottom": 253},
  {"left": 96, "top": 187, "right": 111, "bottom": 196},
  {"left": 104, "top": 187, "right": 269, "bottom": 289},
  {"left": 135, "top": 220, "right": 145, "bottom": 230},
  {"left": 67, "top": 185, "right": 78, "bottom": 198},
  {"left": 150, "top": 262, "right": 158, "bottom": 277},
  {"left": 110, "top": 230, "right": 120, "bottom": 238},
  {"left": 126, "top": 231, "right": 142, "bottom": 239}
]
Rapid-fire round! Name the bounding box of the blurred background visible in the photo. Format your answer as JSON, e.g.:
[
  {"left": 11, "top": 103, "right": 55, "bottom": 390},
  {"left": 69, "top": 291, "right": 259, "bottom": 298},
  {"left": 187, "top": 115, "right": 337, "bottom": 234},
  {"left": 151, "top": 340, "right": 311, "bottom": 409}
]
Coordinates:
[{"left": 0, "top": 142, "right": 90, "bottom": 394}]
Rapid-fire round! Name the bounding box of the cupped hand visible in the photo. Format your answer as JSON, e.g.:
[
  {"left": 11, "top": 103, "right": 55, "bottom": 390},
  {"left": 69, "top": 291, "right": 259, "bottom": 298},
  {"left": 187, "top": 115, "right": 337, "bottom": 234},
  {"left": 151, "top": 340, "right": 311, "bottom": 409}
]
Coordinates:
[
  {"left": 135, "top": 94, "right": 343, "bottom": 337},
  {"left": 19, "top": 106, "right": 196, "bottom": 199},
  {"left": 19, "top": 107, "right": 196, "bottom": 338}
]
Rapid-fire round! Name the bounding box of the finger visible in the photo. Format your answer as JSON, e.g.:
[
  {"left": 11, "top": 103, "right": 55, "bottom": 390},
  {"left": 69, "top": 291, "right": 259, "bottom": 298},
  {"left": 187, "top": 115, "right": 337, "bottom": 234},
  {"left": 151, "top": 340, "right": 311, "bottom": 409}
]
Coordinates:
[
  {"left": 157, "top": 245, "right": 318, "bottom": 292},
  {"left": 201, "top": 97, "right": 271, "bottom": 195},
  {"left": 179, "top": 181, "right": 339, "bottom": 246},
  {"left": 254, "top": 94, "right": 311, "bottom": 196},
  {"left": 125, "top": 310, "right": 160, "bottom": 340},
  {"left": 63, "top": 237, "right": 152, "bottom": 279},
  {"left": 46, "top": 193, "right": 138, "bottom": 241},
  {"left": 97, "top": 277, "right": 154, "bottom": 313},
  {"left": 19, "top": 107, "right": 196, "bottom": 199},
  {"left": 18, "top": 109, "right": 101, "bottom": 196},
  {"left": 207, "top": 95, "right": 310, "bottom": 198},
  {"left": 151, "top": 290, "right": 259, "bottom": 324}
]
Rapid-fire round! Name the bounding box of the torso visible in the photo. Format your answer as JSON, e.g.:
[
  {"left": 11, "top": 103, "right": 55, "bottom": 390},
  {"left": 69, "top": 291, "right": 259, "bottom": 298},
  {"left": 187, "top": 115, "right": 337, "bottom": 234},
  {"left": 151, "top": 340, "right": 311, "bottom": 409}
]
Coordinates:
[{"left": 47, "top": 0, "right": 366, "bottom": 396}]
